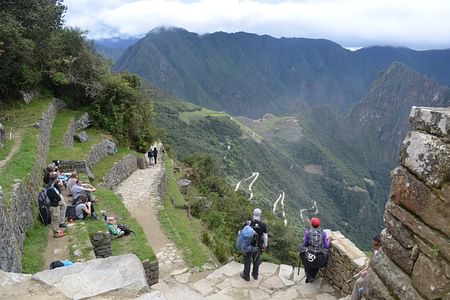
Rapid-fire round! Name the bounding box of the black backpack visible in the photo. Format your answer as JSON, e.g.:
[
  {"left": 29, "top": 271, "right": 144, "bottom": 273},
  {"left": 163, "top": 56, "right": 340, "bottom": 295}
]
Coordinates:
[
  {"left": 307, "top": 228, "right": 324, "bottom": 254},
  {"left": 37, "top": 189, "right": 51, "bottom": 225}
]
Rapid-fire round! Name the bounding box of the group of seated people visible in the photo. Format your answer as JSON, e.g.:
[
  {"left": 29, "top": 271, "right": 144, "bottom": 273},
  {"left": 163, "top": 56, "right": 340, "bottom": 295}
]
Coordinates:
[
  {"left": 43, "top": 160, "right": 128, "bottom": 239},
  {"left": 43, "top": 161, "right": 98, "bottom": 238}
]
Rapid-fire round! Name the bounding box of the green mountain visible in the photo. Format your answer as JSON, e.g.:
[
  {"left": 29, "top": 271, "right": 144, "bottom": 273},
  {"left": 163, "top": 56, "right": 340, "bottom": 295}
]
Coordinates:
[
  {"left": 116, "top": 27, "right": 450, "bottom": 118},
  {"left": 343, "top": 62, "right": 450, "bottom": 165}
]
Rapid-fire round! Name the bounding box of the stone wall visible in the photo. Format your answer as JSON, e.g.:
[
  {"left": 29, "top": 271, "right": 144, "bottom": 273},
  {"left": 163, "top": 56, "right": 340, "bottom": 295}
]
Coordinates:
[
  {"left": 63, "top": 117, "right": 76, "bottom": 147},
  {"left": 86, "top": 140, "right": 110, "bottom": 171},
  {"left": 366, "top": 106, "right": 450, "bottom": 300},
  {"left": 142, "top": 259, "right": 159, "bottom": 286},
  {"left": 322, "top": 230, "right": 367, "bottom": 294},
  {"left": 101, "top": 153, "right": 138, "bottom": 189},
  {"left": 91, "top": 232, "right": 112, "bottom": 258},
  {"left": 0, "top": 122, "right": 5, "bottom": 148},
  {"left": 0, "top": 100, "right": 60, "bottom": 272}
]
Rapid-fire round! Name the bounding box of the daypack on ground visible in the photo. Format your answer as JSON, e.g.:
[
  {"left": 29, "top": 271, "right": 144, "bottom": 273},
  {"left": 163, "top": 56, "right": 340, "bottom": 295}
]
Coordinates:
[
  {"left": 37, "top": 189, "right": 51, "bottom": 225},
  {"left": 66, "top": 205, "right": 77, "bottom": 221},
  {"left": 236, "top": 224, "right": 257, "bottom": 253},
  {"left": 117, "top": 224, "right": 133, "bottom": 235}
]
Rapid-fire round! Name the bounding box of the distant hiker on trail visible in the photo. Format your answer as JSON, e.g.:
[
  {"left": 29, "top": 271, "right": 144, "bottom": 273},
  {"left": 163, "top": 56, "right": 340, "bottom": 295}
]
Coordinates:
[
  {"left": 152, "top": 147, "right": 158, "bottom": 164},
  {"left": 300, "top": 217, "right": 330, "bottom": 283},
  {"left": 47, "top": 173, "right": 67, "bottom": 237},
  {"left": 349, "top": 234, "right": 382, "bottom": 300},
  {"left": 238, "top": 208, "right": 268, "bottom": 281},
  {"left": 148, "top": 149, "right": 154, "bottom": 165}
]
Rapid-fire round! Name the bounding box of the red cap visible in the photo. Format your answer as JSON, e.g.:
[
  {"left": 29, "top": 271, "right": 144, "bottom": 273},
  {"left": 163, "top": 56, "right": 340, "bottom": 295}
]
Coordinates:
[{"left": 311, "top": 217, "right": 320, "bottom": 228}]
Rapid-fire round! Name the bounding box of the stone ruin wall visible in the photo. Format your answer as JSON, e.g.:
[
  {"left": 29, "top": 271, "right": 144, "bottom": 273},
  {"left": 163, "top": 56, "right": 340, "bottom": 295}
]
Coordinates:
[
  {"left": 63, "top": 112, "right": 92, "bottom": 148},
  {"left": 100, "top": 153, "right": 138, "bottom": 189},
  {"left": 0, "top": 100, "right": 61, "bottom": 272},
  {"left": 366, "top": 106, "right": 450, "bottom": 300}
]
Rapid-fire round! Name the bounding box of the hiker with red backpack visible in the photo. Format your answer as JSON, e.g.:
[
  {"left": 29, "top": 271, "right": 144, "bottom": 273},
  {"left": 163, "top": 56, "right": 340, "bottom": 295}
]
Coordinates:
[
  {"left": 300, "top": 217, "right": 331, "bottom": 283},
  {"left": 237, "top": 208, "right": 268, "bottom": 281}
]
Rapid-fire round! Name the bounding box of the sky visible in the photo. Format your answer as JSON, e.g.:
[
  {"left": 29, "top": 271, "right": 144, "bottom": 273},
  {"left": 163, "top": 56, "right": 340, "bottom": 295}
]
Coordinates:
[{"left": 63, "top": 0, "right": 450, "bottom": 50}]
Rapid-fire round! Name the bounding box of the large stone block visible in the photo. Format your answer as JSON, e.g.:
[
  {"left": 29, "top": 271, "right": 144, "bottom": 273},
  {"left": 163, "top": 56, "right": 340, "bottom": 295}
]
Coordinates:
[
  {"left": 364, "top": 269, "right": 397, "bottom": 300},
  {"left": 412, "top": 254, "right": 450, "bottom": 299},
  {"left": 384, "top": 211, "right": 415, "bottom": 249},
  {"left": 390, "top": 167, "right": 450, "bottom": 237},
  {"left": 370, "top": 249, "right": 424, "bottom": 300},
  {"left": 381, "top": 229, "right": 415, "bottom": 274},
  {"left": 400, "top": 131, "right": 450, "bottom": 188},
  {"left": 409, "top": 106, "right": 450, "bottom": 138},
  {"left": 386, "top": 201, "right": 450, "bottom": 262},
  {"left": 32, "top": 254, "right": 149, "bottom": 299},
  {"left": 75, "top": 112, "right": 92, "bottom": 130}
]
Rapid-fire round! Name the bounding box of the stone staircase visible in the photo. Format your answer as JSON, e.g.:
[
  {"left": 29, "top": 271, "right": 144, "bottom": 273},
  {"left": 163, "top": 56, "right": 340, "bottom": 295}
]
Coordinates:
[{"left": 151, "top": 261, "right": 343, "bottom": 300}]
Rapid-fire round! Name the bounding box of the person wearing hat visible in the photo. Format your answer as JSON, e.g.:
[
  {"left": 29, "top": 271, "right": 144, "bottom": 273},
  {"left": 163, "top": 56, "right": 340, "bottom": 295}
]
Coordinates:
[
  {"left": 240, "top": 208, "right": 268, "bottom": 281},
  {"left": 301, "top": 217, "right": 330, "bottom": 283}
]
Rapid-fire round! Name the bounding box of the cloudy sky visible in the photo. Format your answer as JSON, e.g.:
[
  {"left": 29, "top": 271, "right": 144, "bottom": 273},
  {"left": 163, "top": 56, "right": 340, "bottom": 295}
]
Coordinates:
[{"left": 63, "top": 0, "right": 450, "bottom": 49}]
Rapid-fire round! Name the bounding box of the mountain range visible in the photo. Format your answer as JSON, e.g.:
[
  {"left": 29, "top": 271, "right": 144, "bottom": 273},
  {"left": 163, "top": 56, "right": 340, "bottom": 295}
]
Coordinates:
[
  {"left": 101, "top": 28, "right": 450, "bottom": 249},
  {"left": 115, "top": 27, "right": 450, "bottom": 118}
]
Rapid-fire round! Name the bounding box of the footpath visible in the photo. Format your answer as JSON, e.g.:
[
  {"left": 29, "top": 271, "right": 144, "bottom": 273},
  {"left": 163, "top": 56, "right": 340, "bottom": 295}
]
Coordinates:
[{"left": 116, "top": 161, "right": 186, "bottom": 279}]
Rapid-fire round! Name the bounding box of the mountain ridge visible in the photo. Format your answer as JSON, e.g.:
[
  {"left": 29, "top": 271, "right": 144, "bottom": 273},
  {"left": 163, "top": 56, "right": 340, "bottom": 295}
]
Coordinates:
[{"left": 115, "top": 27, "right": 450, "bottom": 118}]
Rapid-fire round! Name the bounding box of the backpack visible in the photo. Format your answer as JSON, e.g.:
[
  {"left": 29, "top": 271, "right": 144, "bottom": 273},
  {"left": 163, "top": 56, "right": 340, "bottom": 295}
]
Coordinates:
[
  {"left": 117, "top": 224, "right": 134, "bottom": 235},
  {"left": 307, "top": 229, "right": 324, "bottom": 254},
  {"left": 236, "top": 224, "right": 257, "bottom": 253},
  {"left": 37, "top": 189, "right": 51, "bottom": 225},
  {"left": 66, "top": 205, "right": 77, "bottom": 221}
]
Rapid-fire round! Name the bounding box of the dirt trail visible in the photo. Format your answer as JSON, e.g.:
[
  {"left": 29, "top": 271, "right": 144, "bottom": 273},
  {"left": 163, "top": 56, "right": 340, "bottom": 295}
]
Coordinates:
[
  {"left": 115, "top": 158, "right": 186, "bottom": 278},
  {"left": 0, "top": 128, "right": 23, "bottom": 172}
]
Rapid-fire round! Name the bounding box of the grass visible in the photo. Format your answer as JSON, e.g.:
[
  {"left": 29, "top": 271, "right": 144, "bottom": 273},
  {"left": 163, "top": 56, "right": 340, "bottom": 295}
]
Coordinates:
[
  {"left": 157, "top": 158, "right": 211, "bottom": 266},
  {"left": 0, "top": 138, "right": 14, "bottom": 160},
  {"left": 0, "top": 128, "right": 39, "bottom": 205},
  {"left": 21, "top": 224, "right": 49, "bottom": 273},
  {"left": 83, "top": 189, "right": 156, "bottom": 261},
  {"left": 47, "top": 109, "right": 81, "bottom": 150},
  {"left": 179, "top": 108, "right": 227, "bottom": 125},
  {"left": 48, "top": 127, "right": 107, "bottom": 161},
  {"left": 0, "top": 95, "right": 53, "bottom": 127},
  {"left": 90, "top": 147, "right": 133, "bottom": 185}
]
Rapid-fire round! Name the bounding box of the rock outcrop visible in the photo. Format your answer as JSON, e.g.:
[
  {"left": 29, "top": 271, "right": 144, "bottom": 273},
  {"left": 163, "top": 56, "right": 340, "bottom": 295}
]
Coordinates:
[{"left": 367, "top": 106, "right": 450, "bottom": 300}]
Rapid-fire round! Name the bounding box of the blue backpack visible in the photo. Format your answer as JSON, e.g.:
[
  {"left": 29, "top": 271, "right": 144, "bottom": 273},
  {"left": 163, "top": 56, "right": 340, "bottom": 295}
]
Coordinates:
[{"left": 236, "top": 224, "right": 257, "bottom": 253}]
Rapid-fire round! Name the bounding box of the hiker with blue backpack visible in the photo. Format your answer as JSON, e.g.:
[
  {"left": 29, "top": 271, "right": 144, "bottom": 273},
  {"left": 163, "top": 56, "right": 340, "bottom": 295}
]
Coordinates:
[
  {"left": 300, "top": 217, "right": 331, "bottom": 283},
  {"left": 236, "top": 208, "right": 268, "bottom": 281}
]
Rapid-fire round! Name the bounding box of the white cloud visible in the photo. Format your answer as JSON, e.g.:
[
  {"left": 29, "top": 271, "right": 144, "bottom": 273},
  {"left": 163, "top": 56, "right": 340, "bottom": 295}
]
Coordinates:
[{"left": 63, "top": 0, "right": 450, "bottom": 49}]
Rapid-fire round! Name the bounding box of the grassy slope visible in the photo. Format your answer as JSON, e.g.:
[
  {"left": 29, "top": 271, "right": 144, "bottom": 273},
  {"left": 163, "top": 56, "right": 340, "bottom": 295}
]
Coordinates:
[
  {"left": 157, "top": 158, "right": 212, "bottom": 266},
  {"left": 21, "top": 101, "right": 156, "bottom": 272}
]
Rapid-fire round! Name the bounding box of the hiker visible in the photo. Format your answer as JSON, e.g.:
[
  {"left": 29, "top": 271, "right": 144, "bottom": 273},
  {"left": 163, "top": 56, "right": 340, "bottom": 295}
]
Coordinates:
[
  {"left": 75, "top": 195, "right": 97, "bottom": 220},
  {"left": 148, "top": 149, "right": 154, "bottom": 165},
  {"left": 43, "top": 164, "right": 57, "bottom": 185},
  {"left": 107, "top": 216, "right": 125, "bottom": 238},
  {"left": 300, "top": 217, "right": 330, "bottom": 283},
  {"left": 66, "top": 172, "right": 77, "bottom": 196},
  {"left": 46, "top": 174, "right": 67, "bottom": 237},
  {"left": 71, "top": 179, "right": 96, "bottom": 205},
  {"left": 240, "top": 208, "right": 268, "bottom": 281},
  {"left": 153, "top": 147, "right": 158, "bottom": 164},
  {"left": 349, "top": 235, "right": 382, "bottom": 300}
]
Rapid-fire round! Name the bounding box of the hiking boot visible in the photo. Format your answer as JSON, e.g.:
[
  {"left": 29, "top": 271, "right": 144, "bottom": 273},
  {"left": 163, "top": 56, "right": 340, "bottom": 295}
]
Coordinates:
[
  {"left": 240, "top": 272, "right": 250, "bottom": 281},
  {"left": 53, "top": 230, "right": 65, "bottom": 238},
  {"left": 59, "top": 223, "right": 67, "bottom": 228},
  {"left": 252, "top": 274, "right": 258, "bottom": 280}
]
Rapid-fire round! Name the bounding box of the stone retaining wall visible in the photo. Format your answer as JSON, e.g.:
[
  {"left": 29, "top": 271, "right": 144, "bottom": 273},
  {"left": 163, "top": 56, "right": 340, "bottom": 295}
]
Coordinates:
[
  {"left": 86, "top": 140, "right": 109, "bottom": 171},
  {"left": 142, "top": 259, "right": 159, "bottom": 286},
  {"left": 323, "top": 230, "right": 367, "bottom": 294},
  {"left": 101, "top": 153, "right": 138, "bottom": 189},
  {"left": 63, "top": 117, "right": 76, "bottom": 147},
  {"left": 0, "top": 122, "right": 5, "bottom": 148},
  {"left": 366, "top": 106, "right": 450, "bottom": 300},
  {"left": 0, "top": 100, "right": 61, "bottom": 272}
]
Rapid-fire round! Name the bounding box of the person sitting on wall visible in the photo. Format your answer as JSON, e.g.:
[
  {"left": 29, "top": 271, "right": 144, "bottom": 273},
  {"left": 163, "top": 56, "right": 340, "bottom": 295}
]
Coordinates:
[
  {"left": 349, "top": 235, "right": 382, "bottom": 300},
  {"left": 75, "top": 195, "right": 97, "bottom": 220},
  {"left": 71, "top": 179, "right": 96, "bottom": 205}
]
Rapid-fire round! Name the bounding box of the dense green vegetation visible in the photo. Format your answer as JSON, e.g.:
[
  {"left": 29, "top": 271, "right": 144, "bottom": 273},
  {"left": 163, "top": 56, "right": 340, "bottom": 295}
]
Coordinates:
[{"left": 0, "top": 0, "right": 159, "bottom": 152}]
